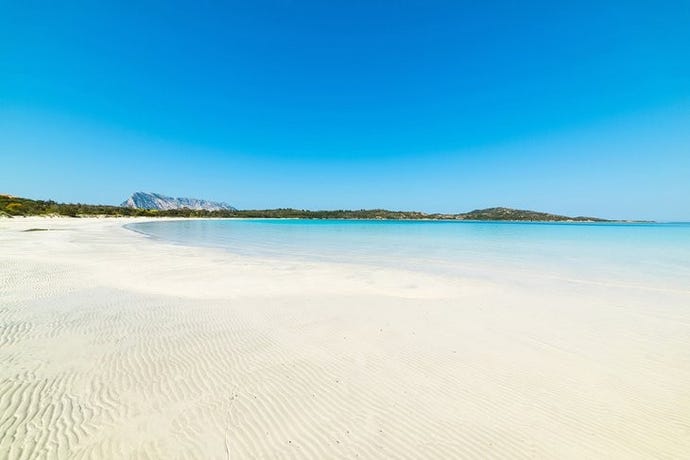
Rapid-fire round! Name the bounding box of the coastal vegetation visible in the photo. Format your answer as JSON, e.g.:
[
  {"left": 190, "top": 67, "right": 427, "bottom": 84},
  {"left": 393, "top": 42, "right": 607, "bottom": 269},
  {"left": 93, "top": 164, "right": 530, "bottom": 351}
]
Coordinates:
[{"left": 1, "top": 194, "right": 608, "bottom": 221}]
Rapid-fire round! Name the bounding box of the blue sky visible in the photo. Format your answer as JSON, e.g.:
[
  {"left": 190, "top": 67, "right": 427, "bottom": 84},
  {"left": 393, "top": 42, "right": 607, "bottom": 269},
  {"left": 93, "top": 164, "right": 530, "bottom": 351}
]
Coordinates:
[{"left": 2, "top": 1, "right": 689, "bottom": 220}]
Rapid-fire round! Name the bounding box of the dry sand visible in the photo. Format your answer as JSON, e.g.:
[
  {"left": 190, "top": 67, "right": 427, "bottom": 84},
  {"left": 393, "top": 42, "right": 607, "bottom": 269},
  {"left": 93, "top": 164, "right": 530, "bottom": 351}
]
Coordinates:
[{"left": 1, "top": 217, "right": 689, "bottom": 459}]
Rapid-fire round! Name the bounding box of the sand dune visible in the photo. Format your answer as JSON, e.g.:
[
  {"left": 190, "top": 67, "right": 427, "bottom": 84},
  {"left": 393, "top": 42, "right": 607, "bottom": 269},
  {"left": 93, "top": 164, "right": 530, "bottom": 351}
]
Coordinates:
[{"left": 1, "top": 217, "right": 689, "bottom": 458}]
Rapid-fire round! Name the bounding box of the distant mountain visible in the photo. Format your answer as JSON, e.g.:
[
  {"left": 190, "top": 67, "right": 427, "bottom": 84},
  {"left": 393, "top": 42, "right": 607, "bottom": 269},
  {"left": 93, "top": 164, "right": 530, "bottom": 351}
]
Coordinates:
[{"left": 121, "top": 192, "right": 236, "bottom": 211}]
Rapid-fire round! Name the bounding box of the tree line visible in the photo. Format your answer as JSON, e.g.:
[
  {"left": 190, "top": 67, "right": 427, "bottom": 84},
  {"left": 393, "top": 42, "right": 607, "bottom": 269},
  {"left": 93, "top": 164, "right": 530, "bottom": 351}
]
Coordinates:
[{"left": 1, "top": 194, "right": 608, "bottom": 221}]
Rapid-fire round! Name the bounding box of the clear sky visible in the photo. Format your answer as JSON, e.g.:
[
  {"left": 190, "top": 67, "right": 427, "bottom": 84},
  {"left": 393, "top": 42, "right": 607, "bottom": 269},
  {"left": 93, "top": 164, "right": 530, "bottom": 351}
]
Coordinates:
[{"left": 2, "top": 1, "right": 689, "bottom": 220}]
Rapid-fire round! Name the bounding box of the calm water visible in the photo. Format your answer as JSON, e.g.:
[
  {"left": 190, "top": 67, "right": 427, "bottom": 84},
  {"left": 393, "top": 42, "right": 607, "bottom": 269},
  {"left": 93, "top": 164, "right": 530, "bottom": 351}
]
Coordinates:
[{"left": 127, "top": 219, "right": 690, "bottom": 289}]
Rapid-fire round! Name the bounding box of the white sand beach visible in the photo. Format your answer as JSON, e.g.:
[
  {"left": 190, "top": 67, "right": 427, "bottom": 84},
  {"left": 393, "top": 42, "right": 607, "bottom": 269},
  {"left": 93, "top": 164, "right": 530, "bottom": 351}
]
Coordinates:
[{"left": 1, "top": 217, "right": 689, "bottom": 459}]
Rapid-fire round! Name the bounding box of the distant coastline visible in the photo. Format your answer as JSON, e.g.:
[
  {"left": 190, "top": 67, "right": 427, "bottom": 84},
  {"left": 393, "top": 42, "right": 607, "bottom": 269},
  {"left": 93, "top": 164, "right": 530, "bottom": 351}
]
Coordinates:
[{"left": 1, "top": 194, "right": 636, "bottom": 222}]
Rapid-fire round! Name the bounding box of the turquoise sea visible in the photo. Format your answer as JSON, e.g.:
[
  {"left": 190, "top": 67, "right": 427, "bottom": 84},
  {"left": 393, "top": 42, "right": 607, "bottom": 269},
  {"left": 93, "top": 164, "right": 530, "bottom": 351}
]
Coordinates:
[{"left": 127, "top": 220, "right": 690, "bottom": 290}]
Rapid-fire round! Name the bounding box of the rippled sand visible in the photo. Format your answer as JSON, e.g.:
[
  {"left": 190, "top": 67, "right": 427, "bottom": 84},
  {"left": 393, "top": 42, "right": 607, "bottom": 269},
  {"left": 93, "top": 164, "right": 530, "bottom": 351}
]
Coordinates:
[{"left": 1, "top": 217, "right": 689, "bottom": 458}]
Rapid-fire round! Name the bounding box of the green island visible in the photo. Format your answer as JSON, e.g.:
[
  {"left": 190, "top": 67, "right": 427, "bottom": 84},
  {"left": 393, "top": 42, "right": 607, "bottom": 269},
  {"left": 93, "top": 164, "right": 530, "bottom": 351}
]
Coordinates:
[{"left": 1, "top": 194, "right": 610, "bottom": 222}]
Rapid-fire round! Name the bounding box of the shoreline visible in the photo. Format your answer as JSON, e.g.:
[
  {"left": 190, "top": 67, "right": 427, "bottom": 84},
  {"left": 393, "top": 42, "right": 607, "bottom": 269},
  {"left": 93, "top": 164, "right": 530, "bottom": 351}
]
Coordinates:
[
  {"left": 1, "top": 213, "right": 653, "bottom": 223},
  {"left": 1, "top": 217, "right": 689, "bottom": 458}
]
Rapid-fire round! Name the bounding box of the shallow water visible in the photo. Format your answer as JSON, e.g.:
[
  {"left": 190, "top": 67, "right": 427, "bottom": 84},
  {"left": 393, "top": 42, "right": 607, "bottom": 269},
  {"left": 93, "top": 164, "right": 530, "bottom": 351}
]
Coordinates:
[{"left": 127, "top": 219, "right": 690, "bottom": 290}]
